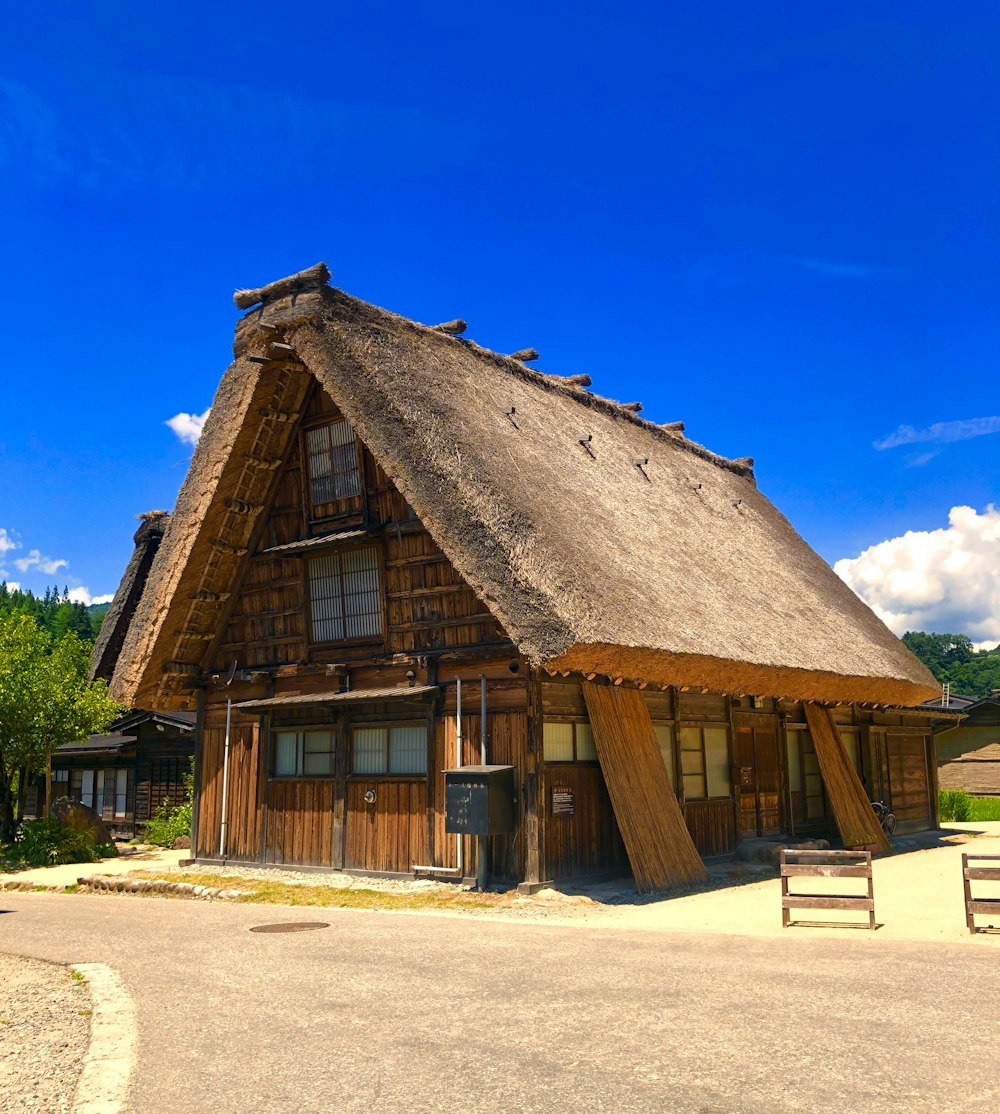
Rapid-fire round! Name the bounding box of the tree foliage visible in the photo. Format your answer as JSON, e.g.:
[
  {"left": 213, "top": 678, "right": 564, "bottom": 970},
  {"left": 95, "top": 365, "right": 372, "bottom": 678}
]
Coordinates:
[
  {"left": 903, "top": 631, "right": 1000, "bottom": 699},
  {"left": 0, "top": 583, "right": 107, "bottom": 641},
  {"left": 0, "top": 611, "right": 122, "bottom": 842}
]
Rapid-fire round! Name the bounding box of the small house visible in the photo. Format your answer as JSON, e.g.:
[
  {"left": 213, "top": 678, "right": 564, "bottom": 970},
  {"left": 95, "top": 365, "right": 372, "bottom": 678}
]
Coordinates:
[
  {"left": 109, "top": 263, "right": 941, "bottom": 889},
  {"left": 934, "top": 693, "right": 1000, "bottom": 796}
]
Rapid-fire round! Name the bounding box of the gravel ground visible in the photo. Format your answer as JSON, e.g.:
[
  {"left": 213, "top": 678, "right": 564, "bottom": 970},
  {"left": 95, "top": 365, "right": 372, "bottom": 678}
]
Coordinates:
[{"left": 0, "top": 953, "right": 91, "bottom": 1114}]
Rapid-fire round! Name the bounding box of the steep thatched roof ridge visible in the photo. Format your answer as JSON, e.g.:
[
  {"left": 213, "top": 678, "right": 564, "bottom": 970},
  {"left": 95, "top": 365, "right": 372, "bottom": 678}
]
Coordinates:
[
  {"left": 90, "top": 511, "right": 170, "bottom": 683},
  {"left": 111, "top": 268, "right": 938, "bottom": 709}
]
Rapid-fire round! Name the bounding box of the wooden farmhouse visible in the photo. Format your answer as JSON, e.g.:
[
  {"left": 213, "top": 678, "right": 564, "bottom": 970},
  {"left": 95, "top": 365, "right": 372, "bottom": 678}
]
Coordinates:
[
  {"left": 109, "top": 263, "right": 942, "bottom": 890},
  {"left": 934, "top": 693, "right": 1000, "bottom": 796}
]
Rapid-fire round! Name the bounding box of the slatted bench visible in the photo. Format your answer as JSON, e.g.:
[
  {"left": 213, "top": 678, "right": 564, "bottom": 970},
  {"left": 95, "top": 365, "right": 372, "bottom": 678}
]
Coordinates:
[
  {"left": 780, "top": 849, "right": 875, "bottom": 930},
  {"left": 962, "top": 854, "right": 1000, "bottom": 934}
]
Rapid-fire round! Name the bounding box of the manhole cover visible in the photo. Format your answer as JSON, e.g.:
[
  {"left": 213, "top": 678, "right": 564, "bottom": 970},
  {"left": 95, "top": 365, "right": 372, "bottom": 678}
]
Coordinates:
[{"left": 249, "top": 922, "right": 330, "bottom": 934}]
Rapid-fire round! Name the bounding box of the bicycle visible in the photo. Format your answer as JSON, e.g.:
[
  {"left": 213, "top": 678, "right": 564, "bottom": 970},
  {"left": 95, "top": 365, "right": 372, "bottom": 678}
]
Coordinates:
[{"left": 871, "top": 800, "right": 896, "bottom": 839}]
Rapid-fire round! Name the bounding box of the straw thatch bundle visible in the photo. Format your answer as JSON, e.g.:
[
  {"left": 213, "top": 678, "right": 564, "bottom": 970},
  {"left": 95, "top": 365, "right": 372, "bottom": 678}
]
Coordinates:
[{"left": 111, "top": 268, "right": 938, "bottom": 710}]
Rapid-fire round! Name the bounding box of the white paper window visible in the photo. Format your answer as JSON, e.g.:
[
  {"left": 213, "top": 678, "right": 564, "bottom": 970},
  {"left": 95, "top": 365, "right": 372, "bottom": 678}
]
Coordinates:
[
  {"left": 543, "top": 721, "right": 597, "bottom": 762},
  {"left": 654, "top": 725, "right": 675, "bottom": 787},
  {"left": 704, "top": 727, "right": 730, "bottom": 798},
  {"left": 114, "top": 769, "right": 128, "bottom": 818},
  {"left": 839, "top": 728, "right": 862, "bottom": 777},
  {"left": 309, "top": 547, "right": 382, "bottom": 643},
  {"left": 80, "top": 770, "right": 95, "bottom": 810},
  {"left": 679, "top": 725, "right": 731, "bottom": 800},
  {"left": 273, "top": 730, "right": 334, "bottom": 777},
  {"left": 306, "top": 420, "right": 360, "bottom": 506},
  {"left": 352, "top": 725, "right": 427, "bottom": 775}
]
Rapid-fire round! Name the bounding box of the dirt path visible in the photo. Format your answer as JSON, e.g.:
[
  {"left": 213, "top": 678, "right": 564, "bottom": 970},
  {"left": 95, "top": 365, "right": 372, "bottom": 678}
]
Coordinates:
[{"left": 0, "top": 953, "right": 91, "bottom": 1114}]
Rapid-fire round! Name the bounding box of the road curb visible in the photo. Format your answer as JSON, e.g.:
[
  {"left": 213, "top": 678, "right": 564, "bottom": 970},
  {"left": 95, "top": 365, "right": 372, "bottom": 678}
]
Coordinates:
[
  {"left": 77, "top": 875, "right": 250, "bottom": 899},
  {"left": 71, "top": 962, "right": 137, "bottom": 1114}
]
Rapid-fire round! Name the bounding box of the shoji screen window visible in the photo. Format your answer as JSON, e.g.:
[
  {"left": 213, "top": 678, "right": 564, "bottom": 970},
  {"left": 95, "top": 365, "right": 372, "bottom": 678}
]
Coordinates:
[
  {"left": 308, "top": 547, "right": 382, "bottom": 643},
  {"left": 678, "top": 726, "right": 730, "bottom": 800},
  {"left": 306, "top": 420, "right": 361, "bottom": 507},
  {"left": 542, "top": 722, "right": 597, "bottom": 762}
]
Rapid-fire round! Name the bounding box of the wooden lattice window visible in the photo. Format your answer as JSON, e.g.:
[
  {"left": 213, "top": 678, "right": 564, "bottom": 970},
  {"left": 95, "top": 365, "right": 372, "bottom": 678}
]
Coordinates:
[
  {"left": 678, "top": 725, "right": 730, "bottom": 800},
  {"left": 273, "top": 729, "right": 336, "bottom": 777},
  {"left": 307, "top": 547, "right": 383, "bottom": 643},
  {"left": 351, "top": 724, "right": 428, "bottom": 775},
  {"left": 306, "top": 420, "right": 360, "bottom": 507}
]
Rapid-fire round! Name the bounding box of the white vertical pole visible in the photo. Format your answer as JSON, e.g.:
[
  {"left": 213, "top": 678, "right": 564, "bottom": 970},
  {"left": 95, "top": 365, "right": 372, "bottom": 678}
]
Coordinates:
[
  {"left": 455, "top": 678, "right": 463, "bottom": 876},
  {"left": 218, "top": 697, "right": 232, "bottom": 858}
]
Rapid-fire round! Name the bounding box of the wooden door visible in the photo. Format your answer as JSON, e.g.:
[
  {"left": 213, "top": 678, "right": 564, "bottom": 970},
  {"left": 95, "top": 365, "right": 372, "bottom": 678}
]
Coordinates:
[
  {"left": 345, "top": 779, "right": 427, "bottom": 873},
  {"left": 733, "top": 713, "right": 782, "bottom": 837}
]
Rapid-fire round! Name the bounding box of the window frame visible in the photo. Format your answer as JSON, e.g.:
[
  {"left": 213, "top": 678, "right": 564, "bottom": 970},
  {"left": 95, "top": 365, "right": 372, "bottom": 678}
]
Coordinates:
[
  {"left": 305, "top": 543, "right": 385, "bottom": 647},
  {"left": 303, "top": 417, "right": 362, "bottom": 513},
  {"left": 785, "top": 725, "right": 827, "bottom": 821},
  {"left": 348, "top": 721, "right": 430, "bottom": 779},
  {"left": 541, "top": 720, "right": 598, "bottom": 764},
  {"left": 270, "top": 726, "right": 338, "bottom": 780},
  {"left": 676, "top": 722, "right": 732, "bottom": 803}
]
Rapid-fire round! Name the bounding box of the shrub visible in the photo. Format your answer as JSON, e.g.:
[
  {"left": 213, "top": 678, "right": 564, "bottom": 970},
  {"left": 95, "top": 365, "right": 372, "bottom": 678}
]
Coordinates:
[
  {"left": 143, "top": 760, "right": 194, "bottom": 848},
  {"left": 939, "top": 789, "right": 973, "bottom": 822},
  {"left": 15, "top": 818, "right": 101, "bottom": 866},
  {"left": 143, "top": 797, "right": 192, "bottom": 848}
]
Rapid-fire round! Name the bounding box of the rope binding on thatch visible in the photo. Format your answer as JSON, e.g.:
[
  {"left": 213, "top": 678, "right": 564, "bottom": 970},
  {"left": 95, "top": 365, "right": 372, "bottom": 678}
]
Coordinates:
[{"left": 234, "top": 261, "right": 331, "bottom": 310}]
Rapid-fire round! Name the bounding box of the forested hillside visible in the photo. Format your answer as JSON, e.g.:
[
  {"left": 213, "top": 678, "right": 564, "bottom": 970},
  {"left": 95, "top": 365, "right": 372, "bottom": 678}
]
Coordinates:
[
  {"left": 0, "top": 584, "right": 107, "bottom": 643},
  {"left": 903, "top": 632, "right": 1000, "bottom": 700}
]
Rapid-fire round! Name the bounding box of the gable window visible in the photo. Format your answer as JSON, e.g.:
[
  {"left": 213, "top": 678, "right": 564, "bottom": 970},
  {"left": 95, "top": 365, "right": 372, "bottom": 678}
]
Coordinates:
[
  {"left": 306, "top": 420, "right": 360, "bottom": 506},
  {"left": 542, "top": 721, "right": 597, "bottom": 762},
  {"left": 352, "top": 724, "right": 428, "bottom": 775},
  {"left": 678, "top": 725, "right": 730, "bottom": 800},
  {"left": 274, "top": 729, "right": 335, "bottom": 777},
  {"left": 308, "top": 547, "right": 382, "bottom": 642}
]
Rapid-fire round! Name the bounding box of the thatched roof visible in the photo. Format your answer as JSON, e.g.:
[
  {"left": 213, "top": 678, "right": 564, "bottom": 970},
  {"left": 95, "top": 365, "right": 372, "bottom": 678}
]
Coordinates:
[
  {"left": 90, "top": 511, "right": 170, "bottom": 683},
  {"left": 111, "top": 265, "right": 938, "bottom": 710}
]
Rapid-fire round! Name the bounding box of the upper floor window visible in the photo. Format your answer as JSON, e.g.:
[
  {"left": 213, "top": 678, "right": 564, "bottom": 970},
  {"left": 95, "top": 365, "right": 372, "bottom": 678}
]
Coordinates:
[
  {"left": 306, "top": 420, "right": 360, "bottom": 508},
  {"left": 308, "top": 546, "right": 382, "bottom": 642}
]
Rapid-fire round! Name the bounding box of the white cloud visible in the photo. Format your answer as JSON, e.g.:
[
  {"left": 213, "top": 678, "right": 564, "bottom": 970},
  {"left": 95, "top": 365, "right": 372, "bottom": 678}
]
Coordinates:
[
  {"left": 166, "top": 408, "right": 211, "bottom": 447},
  {"left": 14, "top": 548, "right": 69, "bottom": 575},
  {"left": 0, "top": 528, "right": 18, "bottom": 556},
  {"left": 1, "top": 580, "right": 21, "bottom": 591},
  {"left": 835, "top": 505, "right": 1000, "bottom": 647},
  {"left": 67, "top": 587, "right": 114, "bottom": 606},
  {"left": 874, "top": 417, "right": 1000, "bottom": 451}
]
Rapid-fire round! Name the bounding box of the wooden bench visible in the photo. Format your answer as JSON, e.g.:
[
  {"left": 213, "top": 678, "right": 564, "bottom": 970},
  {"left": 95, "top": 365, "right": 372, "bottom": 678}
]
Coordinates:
[
  {"left": 962, "top": 854, "right": 1000, "bottom": 934},
  {"left": 780, "top": 849, "right": 875, "bottom": 930}
]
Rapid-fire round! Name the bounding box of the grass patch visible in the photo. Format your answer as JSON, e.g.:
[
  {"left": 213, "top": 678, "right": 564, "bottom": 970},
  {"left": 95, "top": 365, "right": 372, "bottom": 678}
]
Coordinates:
[
  {"left": 940, "top": 790, "right": 1000, "bottom": 823},
  {"left": 129, "top": 871, "right": 517, "bottom": 913},
  {"left": 70, "top": 970, "right": 85, "bottom": 982},
  {"left": 969, "top": 796, "right": 1000, "bottom": 822}
]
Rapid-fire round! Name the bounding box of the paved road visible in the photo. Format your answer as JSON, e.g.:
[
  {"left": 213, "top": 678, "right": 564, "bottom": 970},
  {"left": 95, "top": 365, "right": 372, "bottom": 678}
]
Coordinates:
[{"left": 2, "top": 893, "right": 998, "bottom": 1114}]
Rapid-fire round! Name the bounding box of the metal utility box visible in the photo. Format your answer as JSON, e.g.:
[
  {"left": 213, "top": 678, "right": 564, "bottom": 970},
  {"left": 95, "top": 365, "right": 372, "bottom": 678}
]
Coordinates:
[{"left": 444, "top": 765, "right": 517, "bottom": 835}]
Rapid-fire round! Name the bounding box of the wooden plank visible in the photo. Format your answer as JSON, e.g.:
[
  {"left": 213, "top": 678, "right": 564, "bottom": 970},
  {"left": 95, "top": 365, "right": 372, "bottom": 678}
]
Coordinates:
[
  {"left": 781, "top": 864, "right": 872, "bottom": 878},
  {"left": 582, "top": 683, "right": 706, "bottom": 891},
  {"left": 782, "top": 895, "right": 874, "bottom": 911},
  {"left": 966, "top": 867, "right": 1000, "bottom": 881},
  {"left": 803, "top": 703, "right": 890, "bottom": 852},
  {"left": 967, "top": 900, "right": 1000, "bottom": 914}
]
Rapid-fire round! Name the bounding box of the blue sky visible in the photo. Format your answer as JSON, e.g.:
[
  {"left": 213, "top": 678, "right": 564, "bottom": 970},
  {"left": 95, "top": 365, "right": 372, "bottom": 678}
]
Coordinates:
[{"left": 1, "top": 3, "right": 997, "bottom": 642}]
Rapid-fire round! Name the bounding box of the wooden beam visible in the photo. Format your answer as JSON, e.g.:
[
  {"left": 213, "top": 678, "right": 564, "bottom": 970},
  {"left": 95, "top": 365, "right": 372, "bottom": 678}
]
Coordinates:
[
  {"left": 258, "top": 407, "right": 299, "bottom": 423},
  {"left": 225, "top": 498, "right": 264, "bottom": 515}
]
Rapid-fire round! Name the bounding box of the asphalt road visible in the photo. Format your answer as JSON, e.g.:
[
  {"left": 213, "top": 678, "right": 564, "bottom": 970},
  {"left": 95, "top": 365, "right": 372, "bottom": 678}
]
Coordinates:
[{"left": 2, "top": 892, "right": 998, "bottom": 1114}]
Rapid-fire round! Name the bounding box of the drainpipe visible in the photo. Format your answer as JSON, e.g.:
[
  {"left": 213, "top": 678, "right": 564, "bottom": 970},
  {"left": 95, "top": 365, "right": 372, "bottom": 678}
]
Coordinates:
[
  {"left": 477, "top": 674, "right": 488, "bottom": 891},
  {"left": 218, "top": 694, "right": 232, "bottom": 859},
  {"left": 412, "top": 677, "right": 465, "bottom": 878}
]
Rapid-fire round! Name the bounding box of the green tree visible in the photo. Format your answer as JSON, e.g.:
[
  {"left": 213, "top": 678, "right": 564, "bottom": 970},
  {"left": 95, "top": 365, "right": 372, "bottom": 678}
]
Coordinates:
[
  {"left": 903, "top": 631, "right": 1000, "bottom": 699},
  {"left": 0, "top": 612, "right": 122, "bottom": 843}
]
